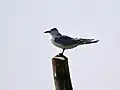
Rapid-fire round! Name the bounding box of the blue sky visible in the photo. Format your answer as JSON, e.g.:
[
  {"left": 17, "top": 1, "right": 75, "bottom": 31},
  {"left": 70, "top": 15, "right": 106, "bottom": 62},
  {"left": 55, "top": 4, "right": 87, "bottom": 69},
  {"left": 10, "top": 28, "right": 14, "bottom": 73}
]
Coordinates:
[{"left": 0, "top": 0, "right": 120, "bottom": 90}]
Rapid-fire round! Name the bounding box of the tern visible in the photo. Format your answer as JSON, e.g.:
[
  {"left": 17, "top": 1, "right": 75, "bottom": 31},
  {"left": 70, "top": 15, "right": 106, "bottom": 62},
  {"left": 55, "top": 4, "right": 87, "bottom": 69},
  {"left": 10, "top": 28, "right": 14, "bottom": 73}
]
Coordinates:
[{"left": 44, "top": 28, "right": 99, "bottom": 55}]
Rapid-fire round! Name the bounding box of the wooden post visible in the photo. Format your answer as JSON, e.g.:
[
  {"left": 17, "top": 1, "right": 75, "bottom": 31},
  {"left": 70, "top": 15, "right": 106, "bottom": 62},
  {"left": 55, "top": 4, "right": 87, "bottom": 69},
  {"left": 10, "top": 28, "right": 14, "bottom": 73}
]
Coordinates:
[{"left": 52, "top": 54, "right": 73, "bottom": 90}]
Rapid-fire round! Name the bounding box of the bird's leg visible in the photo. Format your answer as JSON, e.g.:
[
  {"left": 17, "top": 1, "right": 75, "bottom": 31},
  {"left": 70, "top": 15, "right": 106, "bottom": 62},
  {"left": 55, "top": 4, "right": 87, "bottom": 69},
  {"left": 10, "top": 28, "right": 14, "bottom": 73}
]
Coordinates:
[
  {"left": 59, "top": 48, "right": 65, "bottom": 56},
  {"left": 62, "top": 48, "right": 65, "bottom": 54}
]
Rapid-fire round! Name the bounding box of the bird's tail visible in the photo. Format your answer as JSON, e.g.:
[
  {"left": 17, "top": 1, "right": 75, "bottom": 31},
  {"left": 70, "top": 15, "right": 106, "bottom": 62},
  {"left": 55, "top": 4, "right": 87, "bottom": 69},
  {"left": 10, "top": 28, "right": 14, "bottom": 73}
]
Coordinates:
[{"left": 76, "top": 38, "right": 99, "bottom": 45}]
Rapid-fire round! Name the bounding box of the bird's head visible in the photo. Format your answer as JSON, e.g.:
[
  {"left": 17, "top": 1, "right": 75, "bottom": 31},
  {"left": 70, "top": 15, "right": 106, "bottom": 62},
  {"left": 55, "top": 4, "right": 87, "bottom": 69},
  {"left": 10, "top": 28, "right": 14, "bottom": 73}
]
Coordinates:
[{"left": 44, "top": 28, "right": 61, "bottom": 37}]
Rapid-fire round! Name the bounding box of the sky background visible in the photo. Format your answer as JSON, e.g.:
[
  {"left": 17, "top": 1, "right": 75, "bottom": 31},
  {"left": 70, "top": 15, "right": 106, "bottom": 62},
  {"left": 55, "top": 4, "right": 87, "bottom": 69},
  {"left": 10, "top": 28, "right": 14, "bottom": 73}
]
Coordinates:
[{"left": 0, "top": 0, "right": 120, "bottom": 90}]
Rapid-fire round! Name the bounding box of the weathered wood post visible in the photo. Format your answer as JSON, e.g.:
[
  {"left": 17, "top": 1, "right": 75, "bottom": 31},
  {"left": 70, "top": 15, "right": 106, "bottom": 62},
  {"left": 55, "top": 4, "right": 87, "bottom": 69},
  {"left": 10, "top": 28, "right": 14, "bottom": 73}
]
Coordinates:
[{"left": 52, "top": 54, "right": 73, "bottom": 90}]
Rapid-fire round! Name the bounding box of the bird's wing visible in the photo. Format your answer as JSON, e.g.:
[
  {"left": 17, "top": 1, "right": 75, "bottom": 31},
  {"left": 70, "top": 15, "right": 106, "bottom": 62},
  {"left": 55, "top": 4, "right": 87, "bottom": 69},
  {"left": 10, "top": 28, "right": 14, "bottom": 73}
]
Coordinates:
[
  {"left": 77, "top": 38, "right": 99, "bottom": 44},
  {"left": 55, "top": 36, "right": 78, "bottom": 45}
]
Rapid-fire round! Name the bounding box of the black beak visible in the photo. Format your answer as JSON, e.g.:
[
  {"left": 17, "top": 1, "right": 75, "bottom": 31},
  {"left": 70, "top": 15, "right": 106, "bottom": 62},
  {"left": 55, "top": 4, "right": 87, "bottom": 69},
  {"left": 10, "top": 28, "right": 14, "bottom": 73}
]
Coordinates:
[{"left": 44, "top": 31, "right": 50, "bottom": 33}]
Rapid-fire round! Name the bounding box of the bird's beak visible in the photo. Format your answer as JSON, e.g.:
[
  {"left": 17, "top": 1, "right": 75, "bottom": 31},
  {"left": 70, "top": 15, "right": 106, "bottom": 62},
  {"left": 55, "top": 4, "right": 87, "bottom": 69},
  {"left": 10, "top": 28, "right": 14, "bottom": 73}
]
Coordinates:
[{"left": 44, "top": 31, "right": 50, "bottom": 33}]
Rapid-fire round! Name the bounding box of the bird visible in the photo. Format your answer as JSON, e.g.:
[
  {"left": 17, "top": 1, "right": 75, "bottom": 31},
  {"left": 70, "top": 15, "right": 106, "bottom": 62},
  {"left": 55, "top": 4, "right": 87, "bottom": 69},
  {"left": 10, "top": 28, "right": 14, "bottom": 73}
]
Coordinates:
[{"left": 44, "top": 28, "right": 99, "bottom": 55}]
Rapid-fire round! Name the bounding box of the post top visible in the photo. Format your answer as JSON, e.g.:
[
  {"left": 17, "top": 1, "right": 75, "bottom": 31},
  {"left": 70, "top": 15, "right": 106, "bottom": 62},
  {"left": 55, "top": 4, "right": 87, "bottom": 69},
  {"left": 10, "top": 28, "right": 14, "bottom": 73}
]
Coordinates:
[
  {"left": 52, "top": 53, "right": 68, "bottom": 60},
  {"left": 53, "top": 57, "right": 65, "bottom": 60}
]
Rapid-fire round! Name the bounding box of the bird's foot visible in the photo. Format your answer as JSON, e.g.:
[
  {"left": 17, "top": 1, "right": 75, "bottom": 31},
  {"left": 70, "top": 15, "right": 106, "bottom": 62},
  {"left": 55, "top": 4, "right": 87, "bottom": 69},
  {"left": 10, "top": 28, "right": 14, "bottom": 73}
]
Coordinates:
[{"left": 59, "top": 53, "right": 64, "bottom": 57}]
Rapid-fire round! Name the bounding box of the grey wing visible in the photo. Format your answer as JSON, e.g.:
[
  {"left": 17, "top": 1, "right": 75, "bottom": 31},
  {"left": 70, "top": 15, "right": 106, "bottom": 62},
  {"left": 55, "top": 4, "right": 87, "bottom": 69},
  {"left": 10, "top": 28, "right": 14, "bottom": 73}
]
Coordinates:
[
  {"left": 55, "top": 36, "right": 77, "bottom": 45},
  {"left": 77, "top": 38, "right": 99, "bottom": 44}
]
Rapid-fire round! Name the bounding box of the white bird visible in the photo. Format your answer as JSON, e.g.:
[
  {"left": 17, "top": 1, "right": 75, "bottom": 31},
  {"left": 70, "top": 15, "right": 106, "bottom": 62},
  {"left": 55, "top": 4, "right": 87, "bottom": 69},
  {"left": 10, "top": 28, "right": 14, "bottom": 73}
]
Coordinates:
[{"left": 44, "top": 28, "right": 99, "bottom": 55}]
